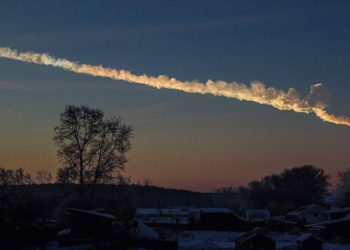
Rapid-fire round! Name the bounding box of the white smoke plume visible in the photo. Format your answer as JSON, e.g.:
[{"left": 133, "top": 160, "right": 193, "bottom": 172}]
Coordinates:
[{"left": 0, "top": 46, "right": 349, "bottom": 126}]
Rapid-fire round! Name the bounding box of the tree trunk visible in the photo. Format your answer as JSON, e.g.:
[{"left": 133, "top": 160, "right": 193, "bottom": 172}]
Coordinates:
[{"left": 79, "top": 153, "right": 84, "bottom": 197}]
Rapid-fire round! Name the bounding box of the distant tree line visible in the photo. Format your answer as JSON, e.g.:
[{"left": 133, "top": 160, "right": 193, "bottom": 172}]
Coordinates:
[{"left": 217, "top": 165, "right": 330, "bottom": 214}]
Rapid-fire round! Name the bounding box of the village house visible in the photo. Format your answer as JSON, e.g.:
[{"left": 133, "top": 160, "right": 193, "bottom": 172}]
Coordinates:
[
  {"left": 199, "top": 208, "right": 251, "bottom": 230},
  {"left": 245, "top": 209, "right": 271, "bottom": 223},
  {"left": 56, "top": 208, "right": 177, "bottom": 249},
  {"left": 308, "top": 213, "right": 350, "bottom": 239},
  {"left": 296, "top": 233, "right": 323, "bottom": 250},
  {"left": 327, "top": 207, "right": 350, "bottom": 220},
  {"left": 286, "top": 204, "right": 327, "bottom": 224},
  {"left": 235, "top": 228, "right": 276, "bottom": 250}
]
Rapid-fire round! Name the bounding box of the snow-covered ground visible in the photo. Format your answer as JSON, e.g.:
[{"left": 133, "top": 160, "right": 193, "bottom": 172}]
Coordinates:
[
  {"left": 140, "top": 216, "right": 190, "bottom": 225},
  {"left": 177, "top": 231, "right": 350, "bottom": 250},
  {"left": 178, "top": 231, "right": 299, "bottom": 250},
  {"left": 178, "top": 231, "right": 244, "bottom": 249},
  {"left": 46, "top": 241, "right": 94, "bottom": 250},
  {"left": 323, "top": 242, "right": 350, "bottom": 250},
  {"left": 46, "top": 236, "right": 350, "bottom": 250}
]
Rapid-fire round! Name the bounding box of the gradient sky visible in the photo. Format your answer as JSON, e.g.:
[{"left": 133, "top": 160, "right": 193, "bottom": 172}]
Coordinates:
[{"left": 0, "top": 1, "right": 349, "bottom": 191}]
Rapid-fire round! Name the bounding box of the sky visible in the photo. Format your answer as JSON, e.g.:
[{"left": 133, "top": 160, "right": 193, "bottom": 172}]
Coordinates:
[{"left": 0, "top": 0, "right": 349, "bottom": 191}]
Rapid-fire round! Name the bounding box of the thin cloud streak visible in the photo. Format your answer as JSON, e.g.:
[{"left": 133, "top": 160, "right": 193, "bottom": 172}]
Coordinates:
[{"left": 0, "top": 46, "right": 349, "bottom": 126}]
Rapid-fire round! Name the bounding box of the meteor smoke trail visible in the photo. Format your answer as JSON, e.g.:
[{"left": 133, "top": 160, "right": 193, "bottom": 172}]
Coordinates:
[{"left": 0, "top": 46, "right": 349, "bottom": 126}]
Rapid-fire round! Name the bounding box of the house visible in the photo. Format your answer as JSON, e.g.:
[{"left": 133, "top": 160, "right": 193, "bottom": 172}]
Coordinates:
[
  {"left": 200, "top": 208, "right": 231, "bottom": 213},
  {"left": 57, "top": 208, "right": 178, "bottom": 249},
  {"left": 199, "top": 209, "right": 251, "bottom": 230},
  {"left": 327, "top": 207, "right": 350, "bottom": 220},
  {"left": 136, "top": 208, "right": 200, "bottom": 217},
  {"left": 56, "top": 208, "right": 117, "bottom": 248},
  {"left": 286, "top": 204, "right": 327, "bottom": 224},
  {"left": 296, "top": 233, "right": 323, "bottom": 250},
  {"left": 129, "top": 220, "right": 159, "bottom": 240},
  {"left": 67, "top": 208, "right": 116, "bottom": 239},
  {"left": 136, "top": 207, "right": 237, "bottom": 228},
  {"left": 268, "top": 216, "right": 299, "bottom": 231},
  {"left": 245, "top": 209, "right": 271, "bottom": 223},
  {"left": 127, "top": 220, "right": 177, "bottom": 250},
  {"left": 308, "top": 213, "right": 350, "bottom": 239},
  {"left": 235, "top": 228, "right": 276, "bottom": 250},
  {"left": 136, "top": 208, "right": 200, "bottom": 226},
  {"left": 136, "top": 207, "right": 231, "bottom": 218},
  {"left": 274, "top": 233, "right": 298, "bottom": 250},
  {"left": 178, "top": 231, "right": 244, "bottom": 250}
]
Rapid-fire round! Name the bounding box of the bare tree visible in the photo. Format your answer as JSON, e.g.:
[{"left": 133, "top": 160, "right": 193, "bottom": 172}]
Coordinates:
[
  {"left": 0, "top": 167, "right": 34, "bottom": 227},
  {"left": 54, "top": 105, "right": 133, "bottom": 197},
  {"left": 0, "top": 167, "right": 32, "bottom": 185},
  {"left": 35, "top": 170, "right": 53, "bottom": 184},
  {"left": 143, "top": 178, "right": 153, "bottom": 186},
  {"left": 329, "top": 169, "right": 350, "bottom": 206}
]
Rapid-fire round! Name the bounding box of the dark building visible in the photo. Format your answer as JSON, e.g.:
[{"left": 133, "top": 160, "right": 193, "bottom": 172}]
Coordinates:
[
  {"left": 199, "top": 209, "right": 251, "bottom": 230},
  {"left": 60, "top": 208, "right": 178, "bottom": 249},
  {"left": 68, "top": 208, "right": 115, "bottom": 239},
  {"left": 327, "top": 207, "right": 350, "bottom": 220},
  {"left": 296, "top": 233, "right": 323, "bottom": 250},
  {"left": 308, "top": 213, "right": 350, "bottom": 239},
  {"left": 235, "top": 228, "right": 275, "bottom": 250},
  {"left": 286, "top": 204, "right": 327, "bottom": 225}
]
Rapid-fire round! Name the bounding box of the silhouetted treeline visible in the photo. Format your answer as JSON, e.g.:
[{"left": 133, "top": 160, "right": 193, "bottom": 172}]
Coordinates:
[
  {"left": 0, "top": 165, "right": 334, "bottom": 222},
  {"left": 232, "top": 165, "right": 330, "bottom": 214},
  {"left": 22, "top": 183, "right": 241, "bottom": 209}
]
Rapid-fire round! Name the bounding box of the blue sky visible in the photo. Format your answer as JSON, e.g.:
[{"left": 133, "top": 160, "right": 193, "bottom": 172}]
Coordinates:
[{"left": 0, "top": 1, "right": 349, "bottom": 191}]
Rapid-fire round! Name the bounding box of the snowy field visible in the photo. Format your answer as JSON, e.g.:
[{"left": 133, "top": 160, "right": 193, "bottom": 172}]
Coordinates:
[
  {"left": 177, "top": 231, "right": 350, "bottom": 250},
  {"left": 178, "top": 231, "right": 244, "bottom": 249}
]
